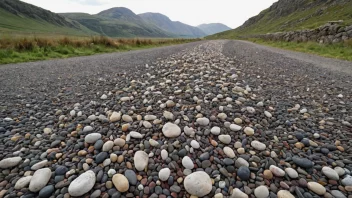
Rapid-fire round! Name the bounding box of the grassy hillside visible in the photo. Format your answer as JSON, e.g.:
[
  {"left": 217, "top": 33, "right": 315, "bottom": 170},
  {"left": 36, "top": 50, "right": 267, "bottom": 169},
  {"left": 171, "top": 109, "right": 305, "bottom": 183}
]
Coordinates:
[
  {"left": 61, "top": 8, "right": 173, "bottom": 38},
  {"left": 208, "top": 0, "right": 352, "bottom": 39},
  {"left": 0, "top": 1, "right": 95, "bottom": 36}
]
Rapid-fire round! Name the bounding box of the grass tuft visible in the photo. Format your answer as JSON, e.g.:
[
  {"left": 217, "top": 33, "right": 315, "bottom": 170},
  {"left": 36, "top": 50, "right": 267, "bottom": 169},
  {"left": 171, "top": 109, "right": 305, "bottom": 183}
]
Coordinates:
[{"left": 0, "top": 35, "right": 200, "bottom": 64}]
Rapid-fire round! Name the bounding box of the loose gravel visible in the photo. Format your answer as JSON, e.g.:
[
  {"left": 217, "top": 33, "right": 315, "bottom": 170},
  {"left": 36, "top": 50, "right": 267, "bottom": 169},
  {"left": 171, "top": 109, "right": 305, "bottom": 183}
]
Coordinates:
[{"left": 0, "top": 40, "right": 352, "bottom": 198}]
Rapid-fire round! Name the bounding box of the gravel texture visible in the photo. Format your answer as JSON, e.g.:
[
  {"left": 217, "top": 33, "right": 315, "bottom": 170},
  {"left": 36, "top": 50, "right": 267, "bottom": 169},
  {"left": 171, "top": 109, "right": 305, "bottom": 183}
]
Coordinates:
[{"left": 0, "top": 40, "right": 352, "bottom": 198}]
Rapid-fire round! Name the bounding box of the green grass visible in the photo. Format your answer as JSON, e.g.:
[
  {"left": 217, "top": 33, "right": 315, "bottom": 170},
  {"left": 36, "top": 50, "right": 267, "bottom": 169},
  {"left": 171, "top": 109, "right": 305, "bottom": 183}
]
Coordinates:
[
  {"left": 248, "top": 38, "right": 352, "bottom": 61},
  {"left": 207, "top": 1, "right": 352, "bottom": 39},
  {"left": 0, "top": 36, "right": 199, "bottom": 64}
]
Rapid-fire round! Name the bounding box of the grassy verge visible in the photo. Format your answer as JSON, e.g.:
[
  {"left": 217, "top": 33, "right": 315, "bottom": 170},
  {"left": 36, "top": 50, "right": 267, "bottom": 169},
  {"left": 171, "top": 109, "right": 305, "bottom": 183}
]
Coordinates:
[
  {"left": 0, "top": 36, "right": 200, "bottom": 64},
  {"left": 248, "top": 38, "right": 352, "bottom": 61}
]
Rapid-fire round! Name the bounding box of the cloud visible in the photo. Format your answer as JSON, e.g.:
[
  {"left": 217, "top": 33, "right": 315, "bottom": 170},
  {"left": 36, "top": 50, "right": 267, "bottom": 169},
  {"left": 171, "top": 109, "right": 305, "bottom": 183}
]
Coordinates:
[{"left": 68, "top": 0, "right": 110, "bottom": 6}]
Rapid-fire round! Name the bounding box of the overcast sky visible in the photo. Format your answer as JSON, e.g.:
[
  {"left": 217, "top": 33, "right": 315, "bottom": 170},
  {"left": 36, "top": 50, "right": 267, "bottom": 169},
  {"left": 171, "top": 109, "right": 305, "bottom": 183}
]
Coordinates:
[{"left": 21, "top": 0, "right": 277, "bottom": 28}]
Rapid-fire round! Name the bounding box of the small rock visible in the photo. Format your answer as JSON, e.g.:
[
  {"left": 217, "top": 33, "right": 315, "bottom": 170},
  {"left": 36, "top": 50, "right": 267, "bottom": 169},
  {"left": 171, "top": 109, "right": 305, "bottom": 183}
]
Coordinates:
[
  {"left": 158, "top": 168, "right": 171, "bottom": 181},
  {"left": 307, "top": 182, "right": 326, "bottom": 195},
  {"left": 254, "top": 185, "right": 269, "bottom": 198},
  {"left": 112, "top": 174, "right": 129, "bottom": 192},
  {"left": 29, "top": 168, "right": 51, "bottom": 192},
  {"left": 184, "top": 171, "right": 212, "bottom": 197},
  {"left": 68, "top": 170, "right": 96, "bottom": 196},
  {"left": 182, "top": 156, "right": 194, "bottom": 169},
  {"left": 196, "top": 117, "right": 210, "bottom": 126},
  {"left": 0, "top": 157, "right": 22, "bottom": 169},
  {"left": 134, "top": 151, "right": 149, "bottom": 171},
  {"left": 162, "top": 123, "right": 181, "bottom": 138}
]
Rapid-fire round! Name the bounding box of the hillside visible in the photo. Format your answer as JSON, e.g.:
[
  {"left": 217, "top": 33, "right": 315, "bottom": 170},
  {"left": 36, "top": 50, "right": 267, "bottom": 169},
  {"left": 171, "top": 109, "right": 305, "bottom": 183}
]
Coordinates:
[
  {"left": 197, "top": 23, "right": 231, "bottom": 35},
  {"left": 139, "top": 13, "right": 206, "bottom": 38},
  {"left": 208, "top": 0, "right": 352, "bottom": 39},
  {"left": 0, "top": 0, "right": 95, "bottom": 35},
  {"left": 61, "top": 8, "right": 173, "bottom": 38}
]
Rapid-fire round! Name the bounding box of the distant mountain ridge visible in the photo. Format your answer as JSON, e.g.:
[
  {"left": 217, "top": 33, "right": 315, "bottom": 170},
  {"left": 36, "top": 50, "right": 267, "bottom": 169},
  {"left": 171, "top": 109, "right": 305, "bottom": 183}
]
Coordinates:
[
  {"left": 197, "top": 23, "right": 231, "bottom": 35},
  {"left": 0, "top": 0, "right": 231, "bottom": 38},
  {"left": 139, "top": 12, "right": 206, "bottom": 38},
  {"left": 208, "top": 0, "right": 352, "bottom": 39}
]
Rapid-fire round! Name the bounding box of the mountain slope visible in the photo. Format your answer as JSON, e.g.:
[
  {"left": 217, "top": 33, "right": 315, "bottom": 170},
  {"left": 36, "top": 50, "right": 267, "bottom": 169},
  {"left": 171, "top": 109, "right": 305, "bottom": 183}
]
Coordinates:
[
  {"left": 61, "top": 8, "right": 173, "bottom": 38},
  {"left": 197, "top": 23, "right": 231, "bottom": 35},
  {"left": 208, "top": 0, "right": 352, "bottom": 39},
  {"left": 139, "top": 13, "right": 206, "bottom": 38},
  {"left": 0, "top": 0, "right": 95, "bottom": 35}
]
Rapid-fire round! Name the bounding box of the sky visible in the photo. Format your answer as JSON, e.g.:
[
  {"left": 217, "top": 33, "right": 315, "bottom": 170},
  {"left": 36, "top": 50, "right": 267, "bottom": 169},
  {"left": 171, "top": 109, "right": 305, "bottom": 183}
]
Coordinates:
[{"left": 21, "top": 0, "right": 278, "bottom": 29}]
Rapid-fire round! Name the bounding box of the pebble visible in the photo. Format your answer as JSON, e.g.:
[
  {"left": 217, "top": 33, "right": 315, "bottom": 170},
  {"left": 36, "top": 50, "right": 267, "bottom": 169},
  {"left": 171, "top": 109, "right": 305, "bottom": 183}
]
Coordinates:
[
  {"left": 269, "top": 165, "right": 285, "bottom": 177},
  {"left": 68, "top": 170, "right": 96, "bottom": 196},
  {"left": 285, "top": 168, "right": 298, "bottom": 178},
  {"left": 251, "top": 140, "right": 266, "bottom": 150},
  {"left": 109, "top": 111, "right": 121, "bottom": 122},
  {"left": 230, "top": 124, "right": 242, "bottom": 131},
  {"left": 182, "top": 156, "right": 194, "bottom": 169},
  {"left": 162, "top": 122, "right": 181, "bottom": 137},
  {"left": 211, "top": 126, "right": 221, "bottom": 135},
  {"left": 184, "top": 171, "right": 212, "bottom": 197},
  {"left": 244, "top": 127, "right": 254, "bottom": 136},
  {"left": 254, "top": 185, "right": 269, "bottom": 198},
  {"left": 277, "top": 190, "right": 295, "bottom": 198},
  {"left": 112, "top": 174, "right": 129, "bottom": 192},
  {"left": 223, "top": 147, "right": 236, "bottom": 158},
  {"left": 39, "top": 185, "right": 55, "bottom": 198},
  {"left": 307, "top": 182, "right": 326, "bottom": 195},
  {"left": 15, "top": 176, "right": 32, "bottom": 189},
  {"left": 158, "top": 168, "right": 171, "bottom": 181},
  {"left": 322, "top": 166, "right": 339, "bottom": 180},
  {"left": 218, "top": 135, "right": 231, "bottom": 144},
  {"left": 190, "top": 140, "right": 200, "bottom": 149},
  {"left": 196, "top": 117, "right": 210, "bottom": 126},
  {"left": 231, "top": 188, "right": 248, "bottom": 198},
  {"left": 0, "top": 157, "right": 22, "bottom": 168},
  {"left": 29, "top": 168, "right": 52, "bottom": 192},
  {"left": 134, "top": 151, "right": 149, "bottom": 171},
  {"left": 85, "top": 133, "right": 101, "bottom": 144}
]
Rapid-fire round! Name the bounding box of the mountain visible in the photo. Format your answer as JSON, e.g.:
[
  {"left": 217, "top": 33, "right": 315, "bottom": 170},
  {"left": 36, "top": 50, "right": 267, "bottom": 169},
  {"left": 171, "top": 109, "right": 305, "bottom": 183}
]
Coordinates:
[
  {"left": 139, "top": 13, "right": 206, "bottom": 38},
  {"left": 197, "top": 23, "right": 231, "bottom": 35},
  {"left": 208, "top": 0, "right": 352, "bottom": 39},
  {"left": 61, "top": 8, "right": 173, "bottom": 38},
  {"left": 0, "top": 0, "right": 95, "bottom": 35}
]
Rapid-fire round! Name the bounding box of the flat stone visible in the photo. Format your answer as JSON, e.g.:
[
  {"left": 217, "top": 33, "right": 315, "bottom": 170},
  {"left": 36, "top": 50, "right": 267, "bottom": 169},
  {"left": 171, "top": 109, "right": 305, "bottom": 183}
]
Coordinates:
[
  {"left": 285, "top": 168, "right": 298, "bottom": 178},
  {"left": 269, "top": 165, "right": 285, "bottom": 177},
  {"left": 331, "top": 190, "right": 347, "bottom": 198},
  {"left": 184, "top": 171, "right": 212, "bottom": 197},
  {"left": 292, "top": 156, "right": 313, "bottom": 169},
  {"left": 39, "top": 185, "right": 54, "bottom": 198},
  {"left": 31, "top": 160, "right": 48, "bottom": 170},
  {"left": 68, "top": 170, "right": 96, "bottom": 196},
  {"left": 230, "top": 124, "right": 242, "bottom": 131}
]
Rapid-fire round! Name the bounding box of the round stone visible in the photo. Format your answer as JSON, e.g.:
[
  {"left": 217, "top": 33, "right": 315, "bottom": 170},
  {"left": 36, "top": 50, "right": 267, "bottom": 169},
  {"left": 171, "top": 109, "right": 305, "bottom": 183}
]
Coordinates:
[
  {"left": 211, "top": 127, "right": 221, "bottom": 135},
  {"left": 124, "top": 170, "right": 137, "bottom": 185},
  {"left": 237, "top": 166, "right": 250, "bottom": 181},
  {"left": 112, "top": 174, "right": 129, "bottom": 192},
  {"left": 162, "top": 123, "right": 181, "bottom": 138},
  {"left": 161, "top": 149, "right": 168, "bottom": 160},
  {"left": 158, "top": 168, "right": 171, "bottom": 181},
  {"left": 15, "top": 176, "right": 32, "bottom": 189},
  {"left": 184, "top": 171, "right": 212, "bottom": 197},
  {"left": 38, "top": 185, "right": 54, "bottom": 198},
  {"left": 110, "top": 112, "right": 121, "bottom": 122},
  {"left": 191, "top": 140, "right": 200, "bottom": 149},
  {"left": 230, "top": 124, "right": 242, "bottom": 131},
  {"left": 68, "top": 170, "right": 96, "bottom": 196},
  {"left": 134, "top": 151, "right": 149, "bottom": 171},
  {"left": 102, "top": 141, "right": 114, "bottom": 152},
  {"left": 244, "top": 127, "right": 254, "bottom": 136},
  {"left": 254, "top": 186, "right": 269, "bottom": 198}
]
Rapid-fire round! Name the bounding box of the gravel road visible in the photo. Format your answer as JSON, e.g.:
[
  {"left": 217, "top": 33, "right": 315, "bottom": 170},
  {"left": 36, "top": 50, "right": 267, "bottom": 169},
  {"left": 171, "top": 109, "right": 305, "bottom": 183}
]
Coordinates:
[{"left": 0, "top": 40, "right": 351, "bottom": 198}]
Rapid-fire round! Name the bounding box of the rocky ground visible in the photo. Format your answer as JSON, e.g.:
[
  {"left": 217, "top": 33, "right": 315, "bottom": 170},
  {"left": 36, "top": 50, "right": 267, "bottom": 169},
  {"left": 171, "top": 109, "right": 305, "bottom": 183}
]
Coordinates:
[{"left": 0, "top": 40, "right": 352, "bottom": 198}]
